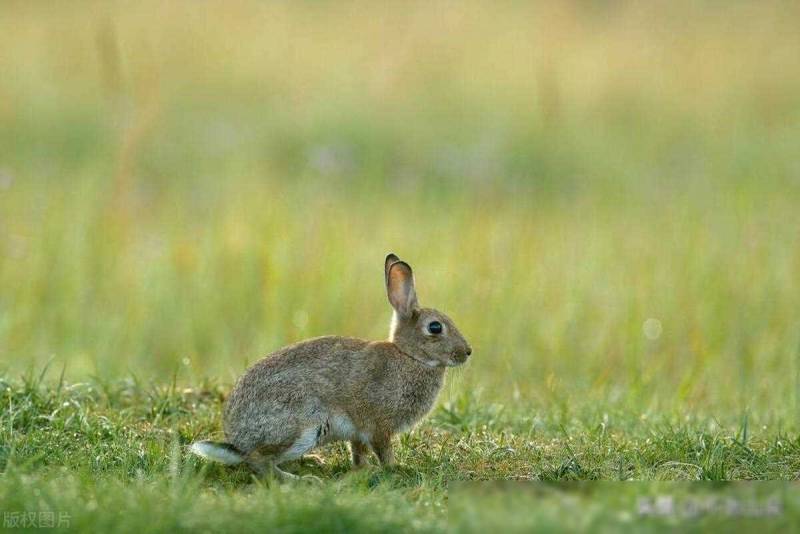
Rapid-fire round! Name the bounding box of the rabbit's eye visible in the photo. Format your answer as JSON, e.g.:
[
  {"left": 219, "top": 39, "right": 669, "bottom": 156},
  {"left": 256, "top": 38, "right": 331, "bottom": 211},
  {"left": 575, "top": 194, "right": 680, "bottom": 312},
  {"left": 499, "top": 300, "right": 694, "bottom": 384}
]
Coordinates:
[{"left": 427, "top": 321, "right": 443, "bottom": 335}]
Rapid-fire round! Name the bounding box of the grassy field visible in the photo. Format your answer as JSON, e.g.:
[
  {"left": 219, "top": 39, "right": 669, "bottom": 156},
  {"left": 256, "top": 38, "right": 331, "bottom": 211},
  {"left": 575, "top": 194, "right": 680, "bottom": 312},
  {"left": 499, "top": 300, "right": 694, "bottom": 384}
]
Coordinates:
[{"left": 2, "top": 0, "right": 800, "bottom": 531}]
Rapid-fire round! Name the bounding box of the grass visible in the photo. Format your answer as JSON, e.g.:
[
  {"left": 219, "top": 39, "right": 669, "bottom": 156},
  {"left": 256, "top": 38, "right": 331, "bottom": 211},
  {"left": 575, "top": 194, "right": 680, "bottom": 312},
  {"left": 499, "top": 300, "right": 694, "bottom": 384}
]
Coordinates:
[
  {"left": 2, "top": 0, "right": 800, "bottom": 531},
  {"left": 3, "top": 369, "right": 800, "bottom": 531}
]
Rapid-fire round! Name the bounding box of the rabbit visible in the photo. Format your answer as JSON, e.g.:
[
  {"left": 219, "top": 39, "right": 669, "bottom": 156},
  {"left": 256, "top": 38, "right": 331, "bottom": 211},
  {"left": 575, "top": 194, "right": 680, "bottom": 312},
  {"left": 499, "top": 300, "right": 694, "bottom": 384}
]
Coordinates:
[{"left": 190, "top": 253, "right": 472, "bottom": 480}]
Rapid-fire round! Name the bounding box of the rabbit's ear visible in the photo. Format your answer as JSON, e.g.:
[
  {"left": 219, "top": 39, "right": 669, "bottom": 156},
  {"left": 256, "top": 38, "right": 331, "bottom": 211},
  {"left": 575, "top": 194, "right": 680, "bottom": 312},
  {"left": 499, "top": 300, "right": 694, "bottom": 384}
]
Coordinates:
[
  {"left": 385, "top": 253, "right": 401, "bottom": 285},
  {"left": 386, "top": 260, "right": 418, "bottom": 319}
]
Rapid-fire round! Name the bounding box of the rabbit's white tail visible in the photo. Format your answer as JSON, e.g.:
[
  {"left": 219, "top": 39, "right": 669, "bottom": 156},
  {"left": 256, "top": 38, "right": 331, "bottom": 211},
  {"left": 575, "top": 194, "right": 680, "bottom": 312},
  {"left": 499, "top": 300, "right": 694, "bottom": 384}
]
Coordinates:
[{"left": 189, "top": 440, "right": 244, "bottom": 465}]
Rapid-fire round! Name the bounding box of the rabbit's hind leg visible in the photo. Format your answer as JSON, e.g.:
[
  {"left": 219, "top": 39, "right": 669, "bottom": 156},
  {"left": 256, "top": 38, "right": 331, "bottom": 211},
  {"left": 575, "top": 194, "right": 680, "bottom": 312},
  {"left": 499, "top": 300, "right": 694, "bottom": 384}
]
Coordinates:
[
  {"left": 244, "top": 420, "right": 326, "bottom": 481},
  {"left": 276, "top": 426, "right": 319, "bottom": 463},
  {"left": 241, "top": 434, "right": 297, "bottom": 477},
  {"left": 243, "top": 448, "right": 276, "bottom": 478},
  {"left": 274, "top": 426, "right": 326, "bottom": 483},
  {"left": 272, "top": 464, "right": 300, "bottom": 480},
  {"left": 245, "top": 454, "right": 300, "bottom": 481},
  {"left": 244, "top": 450, "right": 302, "bottom": 482}
]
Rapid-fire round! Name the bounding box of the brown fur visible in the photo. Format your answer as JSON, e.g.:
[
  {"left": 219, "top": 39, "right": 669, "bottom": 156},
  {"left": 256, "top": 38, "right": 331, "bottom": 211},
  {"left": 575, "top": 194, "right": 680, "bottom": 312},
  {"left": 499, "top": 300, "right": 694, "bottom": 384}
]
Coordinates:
[{"left": 216, "top": 254, "right": 472, "bottom": 475}]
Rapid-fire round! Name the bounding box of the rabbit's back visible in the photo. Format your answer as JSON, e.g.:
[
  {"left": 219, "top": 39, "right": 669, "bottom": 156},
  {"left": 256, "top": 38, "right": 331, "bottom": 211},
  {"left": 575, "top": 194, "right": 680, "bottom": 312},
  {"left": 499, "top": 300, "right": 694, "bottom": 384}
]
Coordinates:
[{"left": 222, "top": 336, "right": 372, "bottom": 448}]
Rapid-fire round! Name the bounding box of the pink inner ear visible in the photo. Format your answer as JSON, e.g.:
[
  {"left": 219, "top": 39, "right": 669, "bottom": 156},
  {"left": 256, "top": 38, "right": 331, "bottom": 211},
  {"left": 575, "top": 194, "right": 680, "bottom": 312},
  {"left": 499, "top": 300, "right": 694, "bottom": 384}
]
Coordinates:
[
  {"left": 385, "top": 254, "right": 400, "bottom": 278},
  {"left": 388, "top": 263, "right": 415, "bottom": 315}
]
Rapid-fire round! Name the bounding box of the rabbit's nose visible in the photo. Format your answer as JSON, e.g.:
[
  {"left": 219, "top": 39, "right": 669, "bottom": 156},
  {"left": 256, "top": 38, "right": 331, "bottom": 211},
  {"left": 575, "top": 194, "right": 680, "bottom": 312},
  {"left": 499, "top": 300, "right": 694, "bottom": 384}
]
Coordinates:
[{"left": 466, "top": 346, "right": 472, "bottom": 356}]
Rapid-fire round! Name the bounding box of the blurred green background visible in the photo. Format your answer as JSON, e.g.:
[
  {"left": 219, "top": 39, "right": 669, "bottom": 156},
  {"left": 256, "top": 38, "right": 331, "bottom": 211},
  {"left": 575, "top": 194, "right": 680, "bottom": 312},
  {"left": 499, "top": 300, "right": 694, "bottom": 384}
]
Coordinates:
[{"left": 1, "top": 0, "right": 799, "bottom": 423}]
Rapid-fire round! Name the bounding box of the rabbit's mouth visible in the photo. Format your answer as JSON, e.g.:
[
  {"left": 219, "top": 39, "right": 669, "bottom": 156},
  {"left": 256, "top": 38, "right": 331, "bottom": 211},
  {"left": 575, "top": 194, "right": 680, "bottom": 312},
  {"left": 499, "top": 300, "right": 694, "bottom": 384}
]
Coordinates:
[
  {"left": 445, "top": 346, "right": 472, "bottom": 367},
  {"left": 447, "top": 347, "right": 472, "bottom": 367},
  {"left": 445, "top": 356, "right": 466, "bottom": 367}
]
